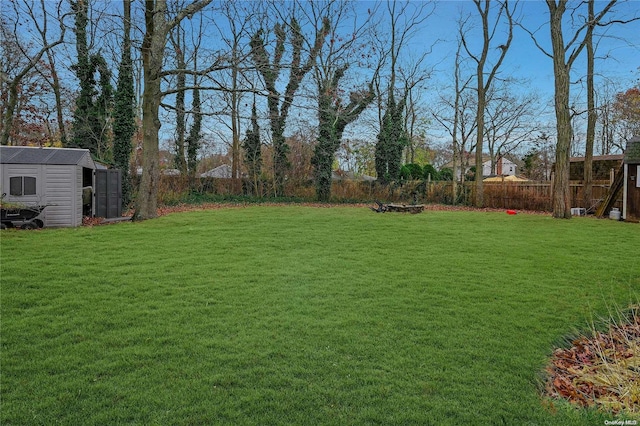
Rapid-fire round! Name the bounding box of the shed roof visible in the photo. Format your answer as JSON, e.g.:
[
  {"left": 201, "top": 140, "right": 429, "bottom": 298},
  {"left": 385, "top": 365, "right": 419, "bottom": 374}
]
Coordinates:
[
  {"left": 624, "top": 137, "right": 640, "bottom": 164},
  {"left": 0, "top": 146, "right": 95, "bottom": 168},
  {"left": 570, "top": 154, "right": 624, "bottom": 162}
]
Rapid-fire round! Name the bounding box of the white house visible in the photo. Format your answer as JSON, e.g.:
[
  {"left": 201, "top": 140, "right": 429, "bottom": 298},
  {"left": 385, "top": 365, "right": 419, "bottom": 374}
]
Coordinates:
[
  {"left": 482, "top": 156, "right": 517, "bottom": 177},
  {"left": 444, "top": 154, "right": 517, "bottom": 179}
]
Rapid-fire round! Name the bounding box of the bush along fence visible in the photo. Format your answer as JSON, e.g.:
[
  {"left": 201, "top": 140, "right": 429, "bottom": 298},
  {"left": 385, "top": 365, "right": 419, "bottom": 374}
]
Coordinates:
[{"left": 145, "top": 175, "right": 622, "bottom": 213}]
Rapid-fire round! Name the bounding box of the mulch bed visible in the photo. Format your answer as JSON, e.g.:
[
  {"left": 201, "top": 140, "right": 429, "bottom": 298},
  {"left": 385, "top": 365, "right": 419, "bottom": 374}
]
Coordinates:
[{"left": 544, "top": 307, "right": 639, "bottom": 416}]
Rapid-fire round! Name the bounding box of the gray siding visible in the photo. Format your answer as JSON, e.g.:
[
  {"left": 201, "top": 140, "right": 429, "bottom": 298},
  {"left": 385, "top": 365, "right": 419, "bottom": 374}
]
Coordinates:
[
  {"left": 44, "top": 165, "right": 78, "bottom": 227},
  {"left": 1, "top": 147, "right": 96, "bottom": 228},
  {"left": 1, "top": 164, "right": 43, "bottom": 205}
]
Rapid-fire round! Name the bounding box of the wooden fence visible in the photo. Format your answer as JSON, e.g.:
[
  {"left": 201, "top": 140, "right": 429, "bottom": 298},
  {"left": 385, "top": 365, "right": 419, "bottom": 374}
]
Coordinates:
[
  {"left": 480, "top": 180, "right": 619, "bottom": 212},
  {"left": 155, "top": 175, "right": 622, "bottom": 213}
]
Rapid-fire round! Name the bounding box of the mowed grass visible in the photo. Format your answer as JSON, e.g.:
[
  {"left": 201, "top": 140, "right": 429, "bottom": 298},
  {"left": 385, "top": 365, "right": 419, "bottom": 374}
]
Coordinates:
[{"left": 1, "top": 206, "right": 638, "bottom": 425}]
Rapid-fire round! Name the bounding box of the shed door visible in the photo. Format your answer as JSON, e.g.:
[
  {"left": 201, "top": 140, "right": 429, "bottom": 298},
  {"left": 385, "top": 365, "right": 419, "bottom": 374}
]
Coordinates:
[
  {"left": 627, "top": 164, "right": 640, "bottom": 221},
  {"left": 94, "top": 169, "right": 122, "bottom": 218}
]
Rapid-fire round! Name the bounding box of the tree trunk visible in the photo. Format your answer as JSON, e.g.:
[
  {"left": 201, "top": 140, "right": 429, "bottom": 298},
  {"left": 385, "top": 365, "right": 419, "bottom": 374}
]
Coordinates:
[
  {"left": 44, "top": 49, "right": 67, "bottom": 146},
  {"left": 475, "top": 81, "right": 485, "bottom": 206},
  {"left": 1, "top": 84, "right": 19, "bottom": 145},
  {"left": 135, "top": 55, "right": 162, "bottom": 220},
  {"left": 583, "top": 0, "right": 595, "bottom": 210},
  {"left": 134, "top": 0, "right": 212, "bottom": 220},
  {"left": 134, "top": 1, "right": 166, "bottom": 220},
  {"left": 549, "top": 2, "right": 572, "bottom": 219}
]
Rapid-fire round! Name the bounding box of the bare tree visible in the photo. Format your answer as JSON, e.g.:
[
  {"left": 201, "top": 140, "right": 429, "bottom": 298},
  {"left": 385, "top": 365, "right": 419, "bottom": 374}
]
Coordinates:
[
  {"left": 374, "top": 0, "right": 434, "bottom": 184},
  {"left": 211, "top": 0, "right": 258, "bottom": 184},
  {"left": 460, "top": 0, "right": 515, "bottom": 207},
  {"left": 431, "top": 38, "right": 476, "bottom": 203},
  {"left": 249, "top": 2, "right": 330, "bottom": 196},
  {"left": 134, "top": 0, "right": 214, "bottom": 220},
  {"left": 0, "top": 0, "right": 67, "bottom": 146},
  {"left": 483, "top": 82, "right": 542, "bottom": 173},
  {"left": 524, "top": 0, "right": 619, "bottom": 218},
  {"left": 311, "top": 1, "right": 377, "bottom": 201}
]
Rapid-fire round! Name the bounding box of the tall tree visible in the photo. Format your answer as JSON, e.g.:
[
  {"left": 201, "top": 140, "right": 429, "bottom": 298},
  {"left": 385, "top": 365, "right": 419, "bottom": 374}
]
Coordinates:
[
  {"left": 431, "top": 38, "right": 476, "bottom": 203},
  {"left": 581, "top": 0, "right": 638, "bottom": 208},
  {"left": 460, "top": 0, "right": 514, "bottom": 207},
  {"left": 243, "top": 100, "right": 262, "bottom": 196},
  {"left": 0, "top": 0, "right": 67, "bottom": 146},
  {"left": 70, "top": 0, "right": 113, "bottom": 159},
  {"left": 375, "top": 92, "right": 407, "bottom": 183},
  {"left": 374, "top": 0, "right": 433, "bottom": 184},
  {"left": 313, "top": 65, "right": 375, "bottom": 201},
  {"left": 209, "top": 0, "right": 258, "bottom": 192},
  {"left": 544, "top": 0, "right": 618, "bottom": 218},
  {"left": 583, "top": 0, "right": 597, "bottom": 210},
  {"left": 249, "top": 8, "right": 330, "bottom": 196},
  {"left": 170, "top": 23, "right": 188, "bottom": 174},
  {"left": 113, "top": 0, "right": 136, "bottom": 209},
  {"left": 185, "top": 83, "right": 202, "bottom": 188},
  {"left": 311, "top": 1, "right": 376, "bottom": 201},
  {"left": 134, "top": 0, "right": 213, "bottom": 220},
  {"left": 613, "top": 87, "right": 640, "bottom": 139},
  {"left": 483, "top": 82, "right": 541, "bottom": 173}
]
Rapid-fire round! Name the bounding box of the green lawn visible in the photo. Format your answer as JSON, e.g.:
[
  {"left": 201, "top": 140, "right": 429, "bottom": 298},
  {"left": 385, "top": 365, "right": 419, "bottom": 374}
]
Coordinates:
[{"left": 1, "top": 206, "right": 638, "bottom": 425}]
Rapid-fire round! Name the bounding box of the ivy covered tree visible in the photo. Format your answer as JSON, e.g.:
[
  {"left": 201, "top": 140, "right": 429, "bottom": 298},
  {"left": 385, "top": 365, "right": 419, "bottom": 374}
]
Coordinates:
[
  {"left": 375, "top": 92, "right": 407, "bottom": 184},
  {"left": 70, "top": 0, "right": 113, "bottom": 160},
  {"left": 112, "top": 0, "right": 136, "bottom": 209},
  {"left": 243, "top": 101, "right": 262, "bottom": 196},
  {"left": 312, "top": 65, "right": 374, "bottom": 201},
  {"left": 250, "top": 14, "right": 330, "bottom": 196},
  {"left": 185, "top": 84, "right": 202, "bottom": 189}
]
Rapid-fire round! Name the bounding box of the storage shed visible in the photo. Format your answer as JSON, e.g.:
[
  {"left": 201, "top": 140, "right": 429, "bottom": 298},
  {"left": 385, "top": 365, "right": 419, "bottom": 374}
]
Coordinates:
[
  {"left": 0, "top": 146, "right": 120, "bottom": 227},
  {"left": 623, "top": 137, "right": 640, "bottom": 222}
]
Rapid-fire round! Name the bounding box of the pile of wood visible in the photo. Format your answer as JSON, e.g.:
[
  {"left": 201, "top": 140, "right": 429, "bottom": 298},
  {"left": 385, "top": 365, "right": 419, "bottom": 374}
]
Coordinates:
[{"left": 370, "top": 201, "right": 424, "bottom": 214}]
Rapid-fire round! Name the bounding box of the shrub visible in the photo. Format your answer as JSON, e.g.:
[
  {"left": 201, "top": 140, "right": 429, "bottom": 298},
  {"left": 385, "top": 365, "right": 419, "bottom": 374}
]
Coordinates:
[
  {"left": 400, "top": 163, "right": 423, "bottom": 181},
  {"left": 422, "top": 164, "right": 439, "bottom": 181},
  {"left": 439, "top": 168, "right": 454, "bottom": 181}
]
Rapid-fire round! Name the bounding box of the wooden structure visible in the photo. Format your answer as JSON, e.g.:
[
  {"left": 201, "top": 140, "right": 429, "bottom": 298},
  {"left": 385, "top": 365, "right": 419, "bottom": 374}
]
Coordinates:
[
  {"left": 569, "top": 154, "right": 624, "bottom": 180},
  {"left": 370, "top": 201, "right": 424, "bottom": 214},
  {"left": 623, "top": 137, "right": 640, "bottom": 222},
  {"left": 595, "top": 165, "right": 624, "bottom": 218}
]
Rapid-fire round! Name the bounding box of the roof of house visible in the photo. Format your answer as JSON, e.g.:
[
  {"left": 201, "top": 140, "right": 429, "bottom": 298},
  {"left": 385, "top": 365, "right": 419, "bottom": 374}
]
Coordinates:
[
  {"left": 0, "top": 146, "right": 95, "bottom": 167},
  {"left": 483, "top": 175, "right": 528, "bottom": 182},
  {"left": 624, "top": 137, "right": 640, "bottom": 164}
]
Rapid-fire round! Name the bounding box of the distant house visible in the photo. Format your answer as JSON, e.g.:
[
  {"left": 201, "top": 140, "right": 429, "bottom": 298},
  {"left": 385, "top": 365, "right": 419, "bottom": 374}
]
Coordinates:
[
  {"left": 0, "top": 146, "right": 121, "bottom": 227},
  {"left": 623, "top": 137, "right": 640, "bottom": 222},
  {"left": 443, "top": 154, "right": 517, "bottom": 179},
  {"left": 200, "top": 164, "right": 233, "bottom": 178},
  {"left": 482, "top": 156, "right": 517, "bottom": 177}
]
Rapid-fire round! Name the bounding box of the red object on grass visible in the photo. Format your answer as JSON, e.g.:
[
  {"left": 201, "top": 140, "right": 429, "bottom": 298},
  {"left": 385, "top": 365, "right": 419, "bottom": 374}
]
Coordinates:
[{"left": 506, "top": 210, "right": 517, "bottom": 215}]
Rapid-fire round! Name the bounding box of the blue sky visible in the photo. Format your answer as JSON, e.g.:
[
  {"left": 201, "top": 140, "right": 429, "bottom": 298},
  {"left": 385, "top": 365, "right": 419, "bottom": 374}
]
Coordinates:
[
  {"left": 424, "top": 0, "right": 640, "bottom": 98},
  {"left": 336, "top": 0, "right": 640, "bottom": 151},
  {"left": 10, "top": 0, "right": 640, "bottom": 158}
]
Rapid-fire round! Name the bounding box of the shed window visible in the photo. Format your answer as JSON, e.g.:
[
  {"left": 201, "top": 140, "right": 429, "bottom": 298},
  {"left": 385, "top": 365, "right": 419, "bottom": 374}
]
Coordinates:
[
  {"left": 637, "top": 165, "right": 640, "bottom": 188},
  {"left": 9, "top": 176, "right": 36, "bottom": 196}
]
